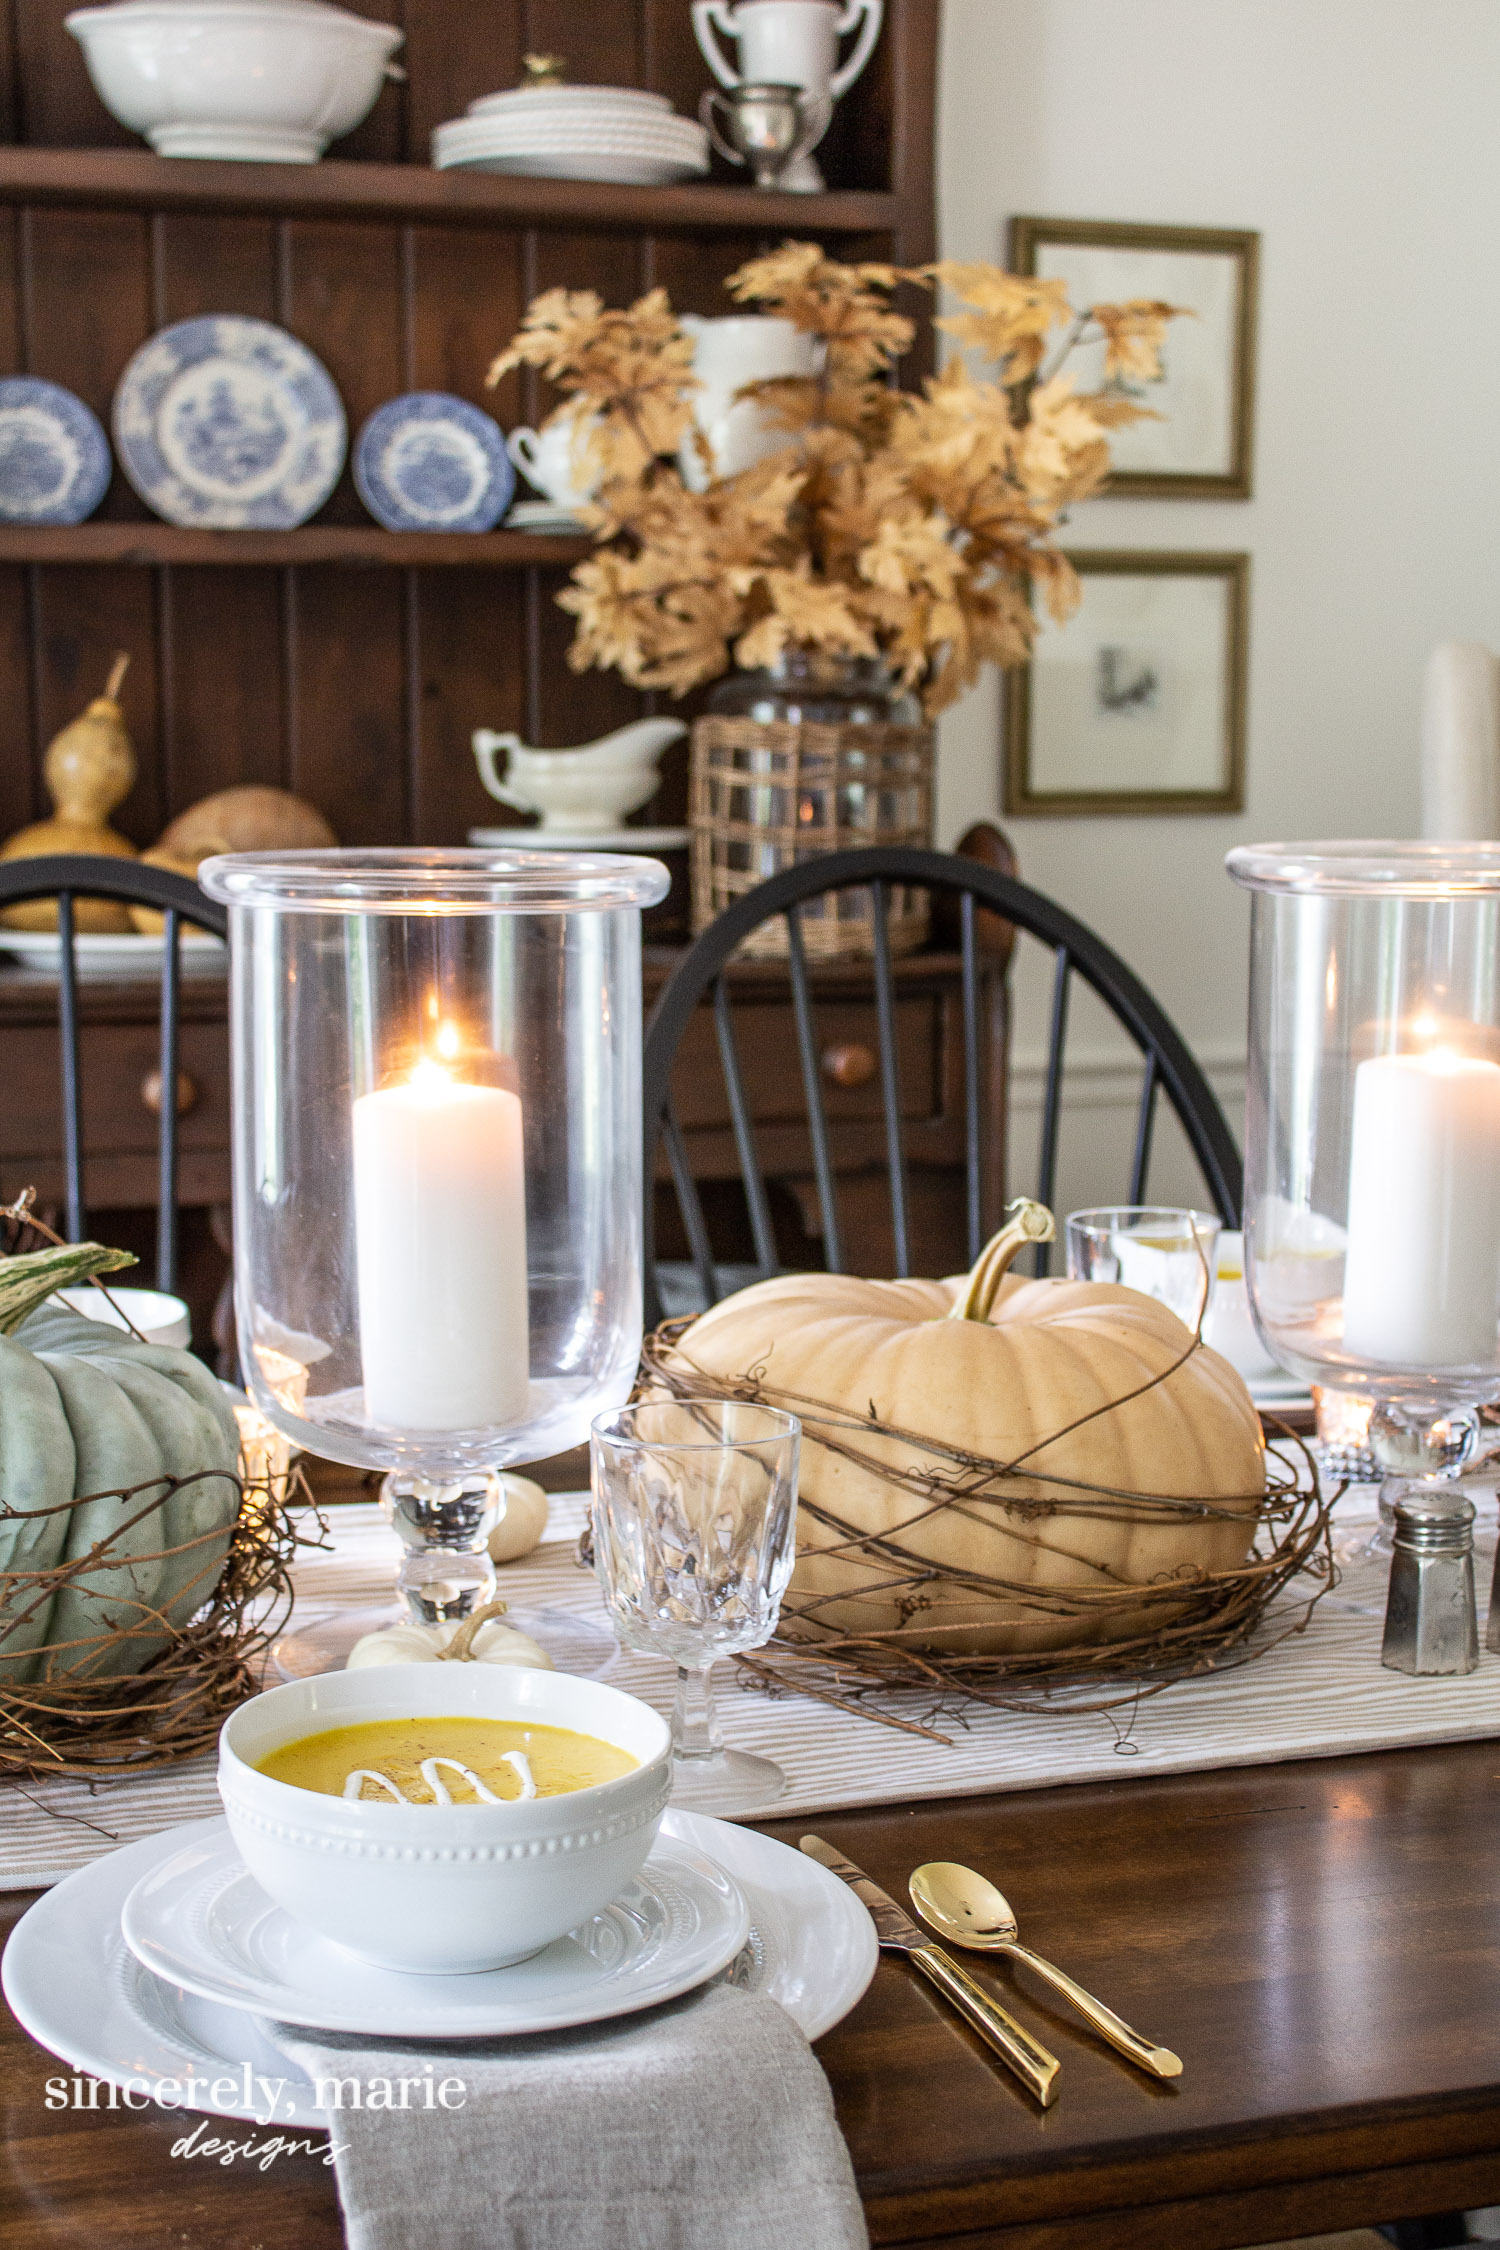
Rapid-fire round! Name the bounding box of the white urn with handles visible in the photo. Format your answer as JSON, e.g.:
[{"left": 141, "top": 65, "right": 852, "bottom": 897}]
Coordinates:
[{"left": 692, "top": 0, "right": 883, "bottom": 191}]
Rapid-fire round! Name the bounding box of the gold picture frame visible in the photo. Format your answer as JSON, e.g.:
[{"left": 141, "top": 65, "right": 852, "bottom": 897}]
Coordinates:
[
  {"left": 1004, "top": 550, "right": 1249, "bottom": 818},
  {"left": 1009, "top": 216, "right": 1260, "bottom": 500}
]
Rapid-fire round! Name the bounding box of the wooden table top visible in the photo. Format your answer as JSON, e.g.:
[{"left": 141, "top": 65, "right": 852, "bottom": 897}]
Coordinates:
[{"left": 3, "top": 1736, "right": 1499, "bottom": 2249}]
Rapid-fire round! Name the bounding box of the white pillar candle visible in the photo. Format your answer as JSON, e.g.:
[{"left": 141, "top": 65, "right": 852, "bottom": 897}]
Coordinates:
[
  {"left": 1342, "top": 1049, "right": 1500, "bottom": 1367},
  {"left": 352, "top": 1058, "right": 529, "bottom": 1430}
]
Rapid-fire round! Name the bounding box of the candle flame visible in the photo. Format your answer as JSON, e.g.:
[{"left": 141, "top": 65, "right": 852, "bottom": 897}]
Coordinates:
[
  {"left": 435, "top": 1020, "right": 461, "bottom": 1061},
  {"left": 409, "top": 1057, "right": 454, "bottom": 1095}
]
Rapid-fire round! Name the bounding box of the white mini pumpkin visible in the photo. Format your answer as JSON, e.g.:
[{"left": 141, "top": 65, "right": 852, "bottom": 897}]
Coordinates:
[
  {"left": 346, "top": 1613, "right": 552, "bottom": 1671},
  {"left": 488, "top": 1473, "right": 550, "bottom": 1564}
]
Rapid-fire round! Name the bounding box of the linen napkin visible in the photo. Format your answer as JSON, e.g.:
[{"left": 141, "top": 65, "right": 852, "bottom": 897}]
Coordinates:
[{"left": 275, "top": 1979, "right": 869, "bottom": 2250}]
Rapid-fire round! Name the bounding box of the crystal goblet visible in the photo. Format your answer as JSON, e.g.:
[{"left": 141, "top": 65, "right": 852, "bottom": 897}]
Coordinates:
[
  {"left": 1065, "top": 1206, "right": 1220, "bottom": 1333},
  {"left": 590, "top": 1398, "right": 800, "bottom": 1815}
]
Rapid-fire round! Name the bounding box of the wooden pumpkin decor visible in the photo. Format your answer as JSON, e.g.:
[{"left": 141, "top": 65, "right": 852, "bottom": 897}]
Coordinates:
[
  {"left": 0, "top": 1240, "right": 241, "bottom": 1685},
  {"left": 657, "top": 1202, "right": 1268, "bottom": 1657}
]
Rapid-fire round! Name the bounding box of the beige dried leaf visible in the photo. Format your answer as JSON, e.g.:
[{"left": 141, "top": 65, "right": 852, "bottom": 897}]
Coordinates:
[
  {"left": 927, "top": 261, "right": 1073, "bottom": 382},
  {"left": 1089, "top": 299, "right": 1185, "bottom": 383},
  {"left": 496, "top": 244, "right": 1181, "bottom": 714}
]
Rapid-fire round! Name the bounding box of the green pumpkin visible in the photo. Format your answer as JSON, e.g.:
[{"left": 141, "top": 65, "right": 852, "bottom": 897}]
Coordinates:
[{"left": 0, "top": 1243, "right": 241, "bottom": 1684}]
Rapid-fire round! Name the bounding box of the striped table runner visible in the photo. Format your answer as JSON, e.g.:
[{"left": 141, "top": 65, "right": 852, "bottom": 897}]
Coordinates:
[{"left": 3, "top": 1490, "right": 1496, "bottom": 1891}]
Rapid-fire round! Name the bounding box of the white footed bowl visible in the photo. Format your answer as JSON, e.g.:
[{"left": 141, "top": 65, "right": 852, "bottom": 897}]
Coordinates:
[
  {"left": 218, "top": 1663, "right": 672, "bottom": 1973},
  {"left": 66, "top": 0, "right": 403, "bottom": 164}
]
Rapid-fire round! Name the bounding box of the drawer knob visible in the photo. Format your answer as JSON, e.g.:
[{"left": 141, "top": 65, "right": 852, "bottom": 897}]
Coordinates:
[
  {"left": 821, "top": 1041, "right": 876, "bottom": 1089},
  {"left": 141, "top": 1068, "right": 198, "bottom": 1117}
]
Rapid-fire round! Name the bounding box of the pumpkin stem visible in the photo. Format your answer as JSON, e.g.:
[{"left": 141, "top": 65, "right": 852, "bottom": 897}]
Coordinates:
[
  {"left": 0, "top": 1241, "right": 137, "bottom": 1336},
  {"left": 435, "top": 1598, "right": 510, "bottom": 1663},
  {"left": 947, "top": 1199, "right": 1056, "bottom": 1323}
]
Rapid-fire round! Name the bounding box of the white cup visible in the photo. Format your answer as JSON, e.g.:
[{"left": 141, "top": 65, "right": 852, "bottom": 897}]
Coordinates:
[{"left": 505, "top": 408, "right": 599, "bottom": 512}]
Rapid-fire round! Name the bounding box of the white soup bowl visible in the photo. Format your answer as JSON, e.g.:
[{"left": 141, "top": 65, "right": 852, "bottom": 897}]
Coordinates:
[{"left": 218, "top": 1662, "right": 672, "bottom": 1973}]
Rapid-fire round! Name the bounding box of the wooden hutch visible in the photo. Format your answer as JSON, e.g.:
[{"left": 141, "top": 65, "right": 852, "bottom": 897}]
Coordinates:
[{"left": 0, "top": 1, "right": 1008, "bottom": 1335}]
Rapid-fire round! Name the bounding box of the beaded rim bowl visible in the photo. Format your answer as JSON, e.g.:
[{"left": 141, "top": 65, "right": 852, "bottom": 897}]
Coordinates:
[{"left": 218, "top": 1661, "right": 672, "bottom": 1972}]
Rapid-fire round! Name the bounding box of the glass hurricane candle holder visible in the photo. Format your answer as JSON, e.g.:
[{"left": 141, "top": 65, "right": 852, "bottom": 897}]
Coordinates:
[
  {"left": 200, "top": 848, "right": 668, "bottom": 1669},
  {"left": 1227, "top": 843, "right": 1500, "bottom": 1544}
]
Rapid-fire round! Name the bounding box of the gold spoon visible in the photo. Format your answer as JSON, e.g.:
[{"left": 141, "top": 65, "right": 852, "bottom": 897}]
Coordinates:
[{"left": 909, "top": 1863, "right": 1183, "bottom": 2082}]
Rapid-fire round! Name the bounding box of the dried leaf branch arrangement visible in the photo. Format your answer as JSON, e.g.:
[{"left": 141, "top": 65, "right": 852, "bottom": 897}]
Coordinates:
[{"left": 488, "top": 244, "right": 1183, "bottom": 717}]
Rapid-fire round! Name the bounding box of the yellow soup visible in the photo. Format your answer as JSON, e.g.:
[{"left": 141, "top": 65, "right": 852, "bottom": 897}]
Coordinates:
[{"left": 256, "top": 1716, "right": 637, "bottom": 1806}]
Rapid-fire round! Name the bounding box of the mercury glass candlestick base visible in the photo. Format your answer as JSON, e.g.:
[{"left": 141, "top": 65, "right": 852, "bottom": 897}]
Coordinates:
[
  {"left": 1364, "top": 1405, "right": 1479, "bottom": 1556},
  {"left": 384, "top": 1468, "right": 502, "bottom": 1623}
]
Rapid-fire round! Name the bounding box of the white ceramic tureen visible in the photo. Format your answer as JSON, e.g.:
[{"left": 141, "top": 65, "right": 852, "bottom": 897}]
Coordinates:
[{"left": 65, "top": 0, "right": 404, "bottom": 164}]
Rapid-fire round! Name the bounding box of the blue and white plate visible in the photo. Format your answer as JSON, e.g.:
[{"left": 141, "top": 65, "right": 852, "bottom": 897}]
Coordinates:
[
  {"left": 0, "top": 378, "right": 111, "bottom": 524},
  {"left": 354, "top": 392, "right": 515, "bottom": 532},
  {"left": 112, "top": 316, "right": 346, "bottom": 530}
]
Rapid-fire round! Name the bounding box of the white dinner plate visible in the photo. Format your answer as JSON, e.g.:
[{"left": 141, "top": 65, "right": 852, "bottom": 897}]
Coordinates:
[
  {"left": 121, "top": 1817, "right": 747, "bottom": 2039},
  {"left": 1250, "top": 1374, "right": 1315, "bottom": 1414},
  {"left": 0, "top": 927, "right": 226, "bottom": 977},
  {"left": 3, "top": 1812, "right": 877, "bottom": 2125},
  {"left": 468, "top": 826, "right": 690, "bottom": 852}
]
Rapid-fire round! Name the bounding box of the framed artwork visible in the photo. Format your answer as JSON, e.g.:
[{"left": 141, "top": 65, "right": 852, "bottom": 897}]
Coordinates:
[
  {"left": 1009, "top": 217, "right": 1259, "bottom": 499},
  {"left": 1004, "top": 551, "right": 1249, "bottom": 818}
]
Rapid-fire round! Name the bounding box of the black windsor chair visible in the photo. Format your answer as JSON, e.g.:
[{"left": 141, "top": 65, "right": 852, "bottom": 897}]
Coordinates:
[
  {"left": 0, "top": 854, "right": 228, "bottom": 1295},
  {"left": 641, "top": 845, "right": 1242, "bottom": 1328}
]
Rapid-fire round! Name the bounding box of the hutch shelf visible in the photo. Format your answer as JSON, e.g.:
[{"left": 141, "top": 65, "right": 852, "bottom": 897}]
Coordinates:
[{"left": 0, "top": 0, "right": 949, "bottom": 1331}]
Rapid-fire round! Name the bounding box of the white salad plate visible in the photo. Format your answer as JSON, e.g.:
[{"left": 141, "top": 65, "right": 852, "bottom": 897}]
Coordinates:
[
  {"left": 3, "top": 1812, "right": 877, "bottom": 2125},
  {"left": 121, "top": 1817, "right": 748, "bottom": 2038},
  {"left": 113, "top": 315, "right": 346, "bottom": 530},
  {"left": 0, "top": 927, "right": 226, "bottom": 977}
]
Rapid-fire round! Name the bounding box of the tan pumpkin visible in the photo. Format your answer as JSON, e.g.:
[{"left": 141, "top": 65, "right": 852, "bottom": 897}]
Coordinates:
[{"left": 665, "top": 1203, "right": 1265, "bottom": 1654}]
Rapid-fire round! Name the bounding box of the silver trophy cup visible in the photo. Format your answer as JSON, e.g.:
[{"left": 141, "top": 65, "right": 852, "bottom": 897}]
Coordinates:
[{"left": 699, "top": 80, "right": 829, "bottom": 189}]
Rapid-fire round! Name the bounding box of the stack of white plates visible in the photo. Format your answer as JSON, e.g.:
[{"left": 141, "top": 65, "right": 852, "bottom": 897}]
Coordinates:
[
  {"left": 2, "top": 1811, "right": 876, "bottom": 2123},
  {"left": 433, "top": 83, "right": 708, "bottom": 184}
]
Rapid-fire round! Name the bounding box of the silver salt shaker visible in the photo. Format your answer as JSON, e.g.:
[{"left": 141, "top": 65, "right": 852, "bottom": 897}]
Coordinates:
[{"left": 1381, "top": 1488, "right": 1479, "bottom": 1676}]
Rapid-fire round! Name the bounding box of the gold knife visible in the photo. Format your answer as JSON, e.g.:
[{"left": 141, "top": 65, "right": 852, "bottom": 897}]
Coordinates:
[{"left": 800, "top": 1834, "right": 1060, "bottom": 2107}]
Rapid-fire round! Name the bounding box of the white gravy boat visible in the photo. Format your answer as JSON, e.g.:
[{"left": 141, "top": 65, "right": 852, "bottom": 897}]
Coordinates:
[{"left": 472, "top": 719, "right": 686, "bottom": 834}]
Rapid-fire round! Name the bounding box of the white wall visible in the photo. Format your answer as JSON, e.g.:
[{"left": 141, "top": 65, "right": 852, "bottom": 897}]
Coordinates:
[{"left": 935, "top": 0, "right": 1500, "bottom": 1212}]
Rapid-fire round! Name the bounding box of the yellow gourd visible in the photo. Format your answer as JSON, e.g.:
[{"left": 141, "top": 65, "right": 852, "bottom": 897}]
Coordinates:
[
  {"left": 1, "top": 654, "right": 138, "bottom": 932},
  {"left": 665, "top": 1202, "right": 1265, "bottom": 1654}
]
